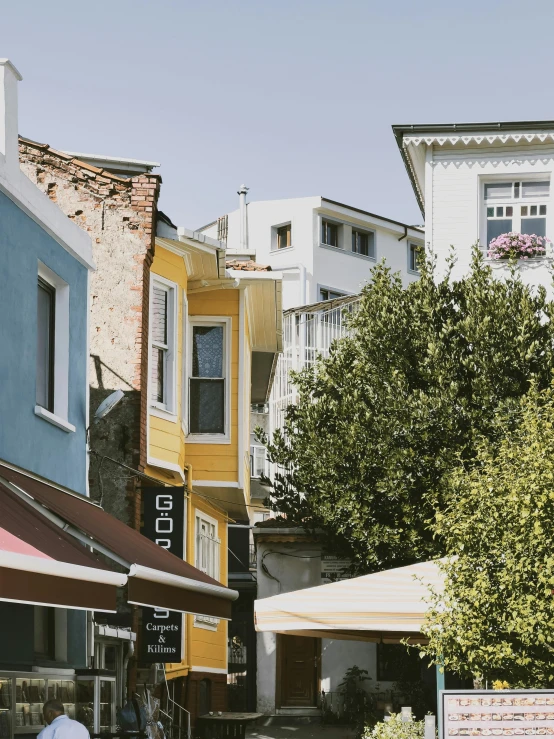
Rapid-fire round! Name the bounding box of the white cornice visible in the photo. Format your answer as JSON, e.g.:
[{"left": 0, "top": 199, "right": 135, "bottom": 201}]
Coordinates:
[{"left": 404, "top": 132, "right": 554, "bottom": 147}]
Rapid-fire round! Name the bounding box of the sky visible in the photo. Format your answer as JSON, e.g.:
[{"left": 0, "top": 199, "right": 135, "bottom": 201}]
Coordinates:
[{"left": 3, "top": 0, "right": 554, "bottom": 230}]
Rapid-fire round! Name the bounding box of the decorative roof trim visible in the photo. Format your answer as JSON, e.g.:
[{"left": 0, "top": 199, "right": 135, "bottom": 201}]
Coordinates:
[{"left": 404, "top": 132, "right": 554, "bottom": 147}]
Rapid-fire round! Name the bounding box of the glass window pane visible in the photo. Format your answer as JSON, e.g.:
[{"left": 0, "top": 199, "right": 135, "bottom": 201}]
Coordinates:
[
  {"left": 487, "top": 219, "right": 512, "bottom": 245},
  {"left": 487, "top": 207, "right": 494, "bottom": 217},
  {"left": 496, "top": 207, "right": 504, "bottom": 217},
  {"left": 36, "top": 280, "right": 55, "bottom": 411},
  {"left": 521, "top": 218, "right": 546, "bottom": 238},
  {"left": 151, "top": 346, "right": 164, "bottom": 403},
  {"left": 506, "top": 206, "right": 513, "bottom": 217},
  {"left": 530, "top": 205, "right": 538, "bottom": 216},
  {"left": 514, "top": 182, "right": 520, "bottom": 199},
  {"left": 521, "top": 206, "right": 528, "bottom": 217},
  {"left": 192, "top": 326, "right": 223, "bottom": 377},
  {"left": 485, "top": 182, "right": 512, "bottom": 200},
  {"left": 540, "top": 205, "right": 547, "bottom": 216},
  {"left": 152, "top": 286, "right": 167, "bottom": 344},
  {"left": 522, "top": 181, "right": 550, "bottom": 198},
  {"left": 190, "top": 379, "right": 225, "bottom": 434}
]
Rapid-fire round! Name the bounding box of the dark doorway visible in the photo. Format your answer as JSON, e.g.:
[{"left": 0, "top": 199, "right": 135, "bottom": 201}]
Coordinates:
[{"left": 279, "top": 635, "right": 319, "bottom": 707}]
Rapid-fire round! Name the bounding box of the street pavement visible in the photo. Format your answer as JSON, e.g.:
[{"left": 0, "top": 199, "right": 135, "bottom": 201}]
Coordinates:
[{"left": 247, "top": 720, "right": 356, "bottom": 739}]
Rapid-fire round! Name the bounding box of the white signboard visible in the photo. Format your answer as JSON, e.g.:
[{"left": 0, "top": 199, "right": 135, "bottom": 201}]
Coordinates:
[
  {"left": 321, "top": 554, "right": 350, "bottom": 582},
  {"left": 442, "top": 690, "right": 554, "bottom": 738}
]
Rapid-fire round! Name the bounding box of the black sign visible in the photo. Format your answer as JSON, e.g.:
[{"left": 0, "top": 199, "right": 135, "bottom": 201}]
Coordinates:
[{"left": 140, "top": 487, "right": 185, "bottom": 664}]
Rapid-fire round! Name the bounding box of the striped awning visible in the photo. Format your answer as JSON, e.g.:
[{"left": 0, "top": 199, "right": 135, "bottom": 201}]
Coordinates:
[{"left": 254, "top": 560, "right": 443, "bottom": 644}]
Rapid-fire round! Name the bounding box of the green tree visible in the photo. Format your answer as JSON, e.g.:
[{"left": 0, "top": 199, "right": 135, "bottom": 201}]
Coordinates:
[
  {"left": 260, "top": 249, "right": 554, "bottom": 572},
  {"left": 421, "top": 386, "right": 554, "bottom": 687}
]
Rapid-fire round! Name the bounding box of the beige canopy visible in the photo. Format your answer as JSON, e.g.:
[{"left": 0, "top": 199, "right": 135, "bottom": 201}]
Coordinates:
[{"left": 254, "top": 560, "right": 443, "bottom": 644}]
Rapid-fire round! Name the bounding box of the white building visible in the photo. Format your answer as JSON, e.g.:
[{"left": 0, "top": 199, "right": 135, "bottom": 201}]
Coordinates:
[
  {"left": 199, "top": 190, "right": 424, "bottom": 310},
  {"left": 393, "top": 120, "right": 554, "bottom": 293}
]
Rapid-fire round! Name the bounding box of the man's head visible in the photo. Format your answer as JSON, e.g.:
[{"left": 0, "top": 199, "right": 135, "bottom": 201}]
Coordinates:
[{"left": 43, "top": 699, "right": 64, "bottom": 725}]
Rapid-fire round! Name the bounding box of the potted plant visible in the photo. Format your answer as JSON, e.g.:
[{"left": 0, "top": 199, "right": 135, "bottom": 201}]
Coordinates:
[{"left": 487, "top": 232, "right": 549, "bottom": 260}]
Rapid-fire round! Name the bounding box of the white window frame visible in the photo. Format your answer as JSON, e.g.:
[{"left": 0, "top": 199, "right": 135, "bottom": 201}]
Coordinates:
[
  {"left": 194, "top": 509, "right": 221, "bottom": 630},
  {"left": 351, "top": 227, "right": 376, "bottom": 260},
  {"left": 149, "top": 274, "right": 178, "bottom": 420},
  {"left": 181, "top": 290, "right": 188, "bottom": 435},
  {"left": 407, "top": 242, "right": 420, "bottom": 275},
  {"left": 271, "top": 221, "right": 293, "bottom": 252},
  {"left": 34, "top": 261, "right": 74, "bottom": 433},
  {"left": 186, "top": 316, "right": 232, "bottom": 444},
  {"left": 479, "top": 175, "right": 551, "bottom": 252},
  {"left": 320, "top": 218, "right": 340, "bottom": 248}
]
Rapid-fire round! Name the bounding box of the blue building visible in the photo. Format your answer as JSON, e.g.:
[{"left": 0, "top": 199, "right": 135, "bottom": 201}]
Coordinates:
[{"left": 0, "top": 59, "right": 95, "bottom": 679}]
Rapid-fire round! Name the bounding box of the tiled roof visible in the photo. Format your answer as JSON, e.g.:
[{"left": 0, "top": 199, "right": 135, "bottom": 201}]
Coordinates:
[
  {"left": 18, "top": 136, "right": 159, "bottom": 184},
  {"left": 226, "top": 259, "right": 272, "bottom": 272}
]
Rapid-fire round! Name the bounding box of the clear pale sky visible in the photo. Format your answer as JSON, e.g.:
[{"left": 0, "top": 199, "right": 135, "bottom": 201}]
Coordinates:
[{"left": 3, "top": 0, "right": 554, "bottom": 229}]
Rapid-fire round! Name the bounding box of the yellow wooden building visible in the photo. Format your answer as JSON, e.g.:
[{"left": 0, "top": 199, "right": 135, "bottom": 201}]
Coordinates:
[{"left": 144, "top": 228, "right": 282, "bottom": 718}]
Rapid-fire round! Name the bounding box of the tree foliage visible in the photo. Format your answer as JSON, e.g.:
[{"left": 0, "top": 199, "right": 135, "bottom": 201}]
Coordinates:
[
  {"left": 421, "top": 387, "right": 554, "bottom": 687},
  {"left": 260, "top": 249, "right": 554, "bottom": 572}
]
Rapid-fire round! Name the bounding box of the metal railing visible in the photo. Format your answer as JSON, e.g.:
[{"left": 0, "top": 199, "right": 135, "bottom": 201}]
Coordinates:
[{"left": 269, "top": 297, "right": 361, "bottom": 456}]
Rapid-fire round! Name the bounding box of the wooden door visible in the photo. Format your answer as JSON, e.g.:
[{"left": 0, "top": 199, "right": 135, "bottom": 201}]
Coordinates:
[{"left": 280, "top": 635, "right": 318, "bottom": 707}]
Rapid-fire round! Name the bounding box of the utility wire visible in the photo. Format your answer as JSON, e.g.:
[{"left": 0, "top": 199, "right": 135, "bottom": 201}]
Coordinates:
[{"left": 89, "top": 451, "right": 276, "bottom": 511}]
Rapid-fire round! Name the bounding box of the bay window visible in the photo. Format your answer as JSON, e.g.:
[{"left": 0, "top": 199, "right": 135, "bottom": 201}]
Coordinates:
[{"left": 484, "top": 179, "right": 549, "bottom": 247}]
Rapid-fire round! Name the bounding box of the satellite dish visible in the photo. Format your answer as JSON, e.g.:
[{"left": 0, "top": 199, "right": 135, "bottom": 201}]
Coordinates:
[{"left": 94, "top": 390, "right": 125, "bottom": 424}]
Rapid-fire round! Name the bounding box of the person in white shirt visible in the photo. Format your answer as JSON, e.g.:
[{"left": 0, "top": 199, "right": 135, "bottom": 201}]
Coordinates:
[{"left": 38, "top": 700, "right": 90, "bottom": 739}]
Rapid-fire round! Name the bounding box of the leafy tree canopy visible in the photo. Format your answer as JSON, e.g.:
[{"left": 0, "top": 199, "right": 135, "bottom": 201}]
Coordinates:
[
  {"left": 260, "top": 248, "right": 554, "bottom": 573},
  {"left": 421, "top": 386, "right": 554, "bottom": 687}
]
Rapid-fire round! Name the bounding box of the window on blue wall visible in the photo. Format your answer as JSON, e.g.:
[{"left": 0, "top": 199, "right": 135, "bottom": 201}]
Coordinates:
[{"left": 36, "top": 278, "right": 55, "bottom": 412}]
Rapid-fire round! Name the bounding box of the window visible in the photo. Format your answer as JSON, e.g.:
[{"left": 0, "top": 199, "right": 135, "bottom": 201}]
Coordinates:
[
  {"left": 277, "top": 224, "right": 292, "bottom": 249},
  {"left": 321, "top": 220, "right": 339, "bottom": 247},
  {"left": 408, "top": 242, "right": 420, "bottom": 273},
  {"left": 36, "top": 278, "right": 55, "bottom": 412},
  {"left": 194, "top": 512, "right": 221, "bottom": 629},
  {"left": 319, "top": 287, "right": 347, "bottom": 302},
  {"left": 251, "top": 444, "right": 268, "bottom": 478},
  {"left": 189, "top": 320, "right": 229, "bottom": 437},
  {"left": 484, "top": 179, "right": 549, "bottom": 246},
  {"left": 35, "top": 263, "right": 72, "bottom": 431},
  {"left": 195, "top": 512, "right": 220, "bottom": 580},
  {"left": 150, "top": 279, "right": 176, "bottom": 412},
  {"left": 352, "top": 229, "right": 376, "bottom": 259}
]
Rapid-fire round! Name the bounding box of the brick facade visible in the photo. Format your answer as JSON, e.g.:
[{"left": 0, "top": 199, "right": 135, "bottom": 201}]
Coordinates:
[{"left": 19, "top": 138, "right": 160, "bottom": 533}]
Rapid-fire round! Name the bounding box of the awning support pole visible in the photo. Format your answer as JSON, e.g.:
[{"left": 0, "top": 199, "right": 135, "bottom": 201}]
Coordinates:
[{"left": 436, "top": 662, "right": 445, "bottom": 739}]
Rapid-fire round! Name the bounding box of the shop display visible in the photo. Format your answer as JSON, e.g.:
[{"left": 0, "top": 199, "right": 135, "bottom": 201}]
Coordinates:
[
  {"left": 443, "top": 691, "right": 554, "bottom": 737},
  {"left": 76, "top": 671, "right": 116, "bottom": 735},
  {"left": 15, "top": 678, "right": 45, "bottom": 730},
  {"left": 0, "top": 673, "right": 78, "bottom": 737},
  {"left": 0, "top": 679, "right": 11, "bottom": 739}
]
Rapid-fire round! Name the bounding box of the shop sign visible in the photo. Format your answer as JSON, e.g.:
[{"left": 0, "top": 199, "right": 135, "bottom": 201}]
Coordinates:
[
  {"left": 321, "top": 554, "right": 350, "bottom": 582},
  {"left": 441, "top": 689, "right": 554, "bottom": 739},
  {"left": 140, "top": 487, "right": 185, "bottom": 663}
]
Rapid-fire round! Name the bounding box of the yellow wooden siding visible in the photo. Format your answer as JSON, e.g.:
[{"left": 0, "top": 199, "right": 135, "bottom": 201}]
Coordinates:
[{"left": 147, "top": 246, "right": 187, "bottom": 467}]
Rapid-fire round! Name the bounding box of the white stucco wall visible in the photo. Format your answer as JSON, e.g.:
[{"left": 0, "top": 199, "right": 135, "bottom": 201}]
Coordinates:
[
  {"left": 201, "top": 196, "right": 424, "bottom": 309},
  {"left": 254, "top": 531, "right": 376, "bottom": 715},
  {"left": 428, "top": 140, "right": 554, "bottom": 285}
]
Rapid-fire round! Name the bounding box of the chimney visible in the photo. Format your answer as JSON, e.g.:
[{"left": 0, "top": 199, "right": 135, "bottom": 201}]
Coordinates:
[
  {"left": 0, "top": 59, "right": 22, "bottom": 179},
  {"left": 238, "top": 184, "right": 249, "bottom": 251}
]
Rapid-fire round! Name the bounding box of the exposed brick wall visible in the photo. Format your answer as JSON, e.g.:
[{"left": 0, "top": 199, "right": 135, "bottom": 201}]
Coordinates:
[{"left": 18, "top": 139, "right": 160, "bottom": 534}]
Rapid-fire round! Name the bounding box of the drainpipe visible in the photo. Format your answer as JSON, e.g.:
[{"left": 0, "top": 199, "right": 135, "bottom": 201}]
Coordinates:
[{"left": 238, "top": 184, "right": 249, "bottom": 251}]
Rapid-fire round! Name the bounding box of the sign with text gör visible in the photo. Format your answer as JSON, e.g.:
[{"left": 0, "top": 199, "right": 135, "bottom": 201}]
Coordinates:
[{"left": 139, "top": 486, "right": 185, "bottom": 664}]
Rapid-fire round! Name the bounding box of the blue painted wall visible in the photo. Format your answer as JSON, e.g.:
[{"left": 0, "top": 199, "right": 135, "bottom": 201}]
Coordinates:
[{"left": 0, "top": 190, "right": 89, "bottom": 495}]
